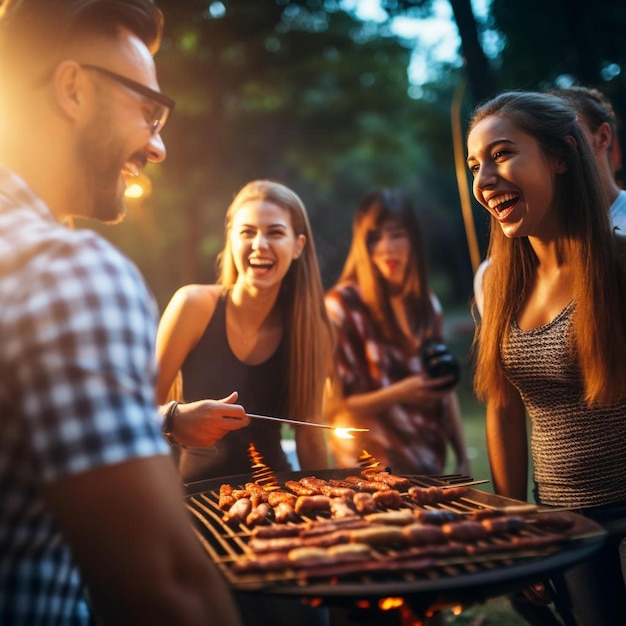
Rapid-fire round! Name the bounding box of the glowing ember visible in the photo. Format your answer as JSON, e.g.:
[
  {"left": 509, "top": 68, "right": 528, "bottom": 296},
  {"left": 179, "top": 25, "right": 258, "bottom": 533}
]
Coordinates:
[{"left": 379, "top": 597, "right": 404, "bottom": 611}]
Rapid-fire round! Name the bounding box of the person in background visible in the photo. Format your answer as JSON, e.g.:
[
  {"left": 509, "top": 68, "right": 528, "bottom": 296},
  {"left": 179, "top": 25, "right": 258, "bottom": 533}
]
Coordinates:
[
  {"left": 474, "top": 85, "right": 626, "bottom": 316},
  {"left": 324, "top": 188, "right": 469, "bottom": 476},
  {"left": 0, "top": 1, "right": 242, "bottom": 625},
  {"left": 156, "top": 179, "right": 334, "bottom": 483},
  {"left": 552, "top": 86, "right": 626, "bottom": 232},
  {"left": 467, "top": 90, "right": 626, "bottom": 625}
]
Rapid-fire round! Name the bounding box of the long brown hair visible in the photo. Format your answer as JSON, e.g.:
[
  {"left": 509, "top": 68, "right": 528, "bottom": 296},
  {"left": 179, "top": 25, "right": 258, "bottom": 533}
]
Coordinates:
[
  {"left": 217, "top": 180, "right": 334, "bottom": 422},
  {"left": 470, "top": 91, "right": 626, "bottom": 406},
  {"left": 338, "top": 188, "right": 436, "bottom": 345}
]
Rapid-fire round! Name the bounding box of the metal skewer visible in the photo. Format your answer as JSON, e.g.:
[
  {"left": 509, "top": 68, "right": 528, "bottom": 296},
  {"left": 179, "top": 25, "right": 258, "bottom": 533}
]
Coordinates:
[{"left": 244, "top": 412, "right": 369, "bottom": 433}]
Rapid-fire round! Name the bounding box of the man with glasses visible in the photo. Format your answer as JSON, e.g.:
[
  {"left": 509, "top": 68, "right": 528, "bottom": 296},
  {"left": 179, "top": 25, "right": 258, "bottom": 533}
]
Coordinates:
[{"left": 0, "top": 1, "right": 242, "bottom": 624}]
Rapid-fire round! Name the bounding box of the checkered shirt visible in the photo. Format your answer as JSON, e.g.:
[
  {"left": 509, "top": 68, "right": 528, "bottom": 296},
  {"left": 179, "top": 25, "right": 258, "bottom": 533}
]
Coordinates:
[{"left": 0, "top": 167, "right": 170, "bottom": 625}]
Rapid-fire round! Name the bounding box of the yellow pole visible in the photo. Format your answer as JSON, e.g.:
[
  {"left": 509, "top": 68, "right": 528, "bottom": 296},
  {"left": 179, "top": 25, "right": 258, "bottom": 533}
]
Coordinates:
[{"left": 451, "top": 78, "right": 481, "bottom": 273}]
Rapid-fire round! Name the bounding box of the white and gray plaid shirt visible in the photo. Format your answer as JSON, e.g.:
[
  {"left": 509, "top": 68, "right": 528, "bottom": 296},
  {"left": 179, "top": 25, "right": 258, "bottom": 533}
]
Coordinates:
[{"left": 0, "top": 166, "right": 169, "bottom": 624}]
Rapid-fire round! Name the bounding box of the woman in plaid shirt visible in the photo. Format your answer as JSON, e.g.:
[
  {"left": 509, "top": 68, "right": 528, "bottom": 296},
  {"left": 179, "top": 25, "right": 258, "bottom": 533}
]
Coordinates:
[{"left": 324, "top": 189, "right": 469, "bottom": 475}]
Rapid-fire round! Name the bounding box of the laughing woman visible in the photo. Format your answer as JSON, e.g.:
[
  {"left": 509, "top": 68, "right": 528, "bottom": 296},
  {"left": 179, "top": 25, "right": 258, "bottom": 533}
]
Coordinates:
[
  {"left": 467, "top": 91, "right": 626, "bottom": 625},
  {"left": 156, "top": 180, "right": 334, "bottom": 483}
]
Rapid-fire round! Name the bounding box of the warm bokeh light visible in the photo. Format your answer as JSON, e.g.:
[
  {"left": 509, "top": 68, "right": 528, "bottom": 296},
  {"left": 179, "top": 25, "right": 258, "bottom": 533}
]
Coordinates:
[
  {"left": 333, "top": 427, "right": 369, "bottom": 439},
  {"left": 124, "top": 172, "right": 152, "bottom": 200},
  {"left": 334, "top": 428, "right": 355, "bottom": 439}
]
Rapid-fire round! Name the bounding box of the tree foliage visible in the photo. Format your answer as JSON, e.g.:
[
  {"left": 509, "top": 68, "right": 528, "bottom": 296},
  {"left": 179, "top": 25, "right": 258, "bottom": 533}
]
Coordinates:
[{"left": 487, "top": 0, "right": 626, "bottom": 182}]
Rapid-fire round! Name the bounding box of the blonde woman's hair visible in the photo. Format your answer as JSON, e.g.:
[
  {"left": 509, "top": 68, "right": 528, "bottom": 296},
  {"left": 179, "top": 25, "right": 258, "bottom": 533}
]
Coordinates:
[
  {"left": 217, "top": 180, "right": 334, "bottom": 422},
  {"left": 469, "top": 91, "right": 626, "bottom": 407}
]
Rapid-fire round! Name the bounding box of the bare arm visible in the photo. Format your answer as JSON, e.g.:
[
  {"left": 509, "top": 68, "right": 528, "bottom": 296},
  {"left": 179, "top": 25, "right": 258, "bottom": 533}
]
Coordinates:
[
  {"left": 295, "top": 427, "right": 329, "bottom": 470},
  {"left": 155, "top": 285, "right": 216, "bottom": 403},
  {"left": 156, "top": 286, "right": 249, "bottom": 445},
  {"left": 443, "top": 392, "right": 470, "bottom": 476},
  {"left": 485, "top": 378, "right": 529, "bottom": 501},
  {"left": 44, "top": 456, "right": 242, "bottom": 626}
]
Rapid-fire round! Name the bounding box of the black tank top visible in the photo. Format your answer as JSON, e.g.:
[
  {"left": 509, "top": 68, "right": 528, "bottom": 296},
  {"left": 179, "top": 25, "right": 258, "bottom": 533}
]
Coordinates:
[{"left": 178, "top": 289, "right": 290, "bottom": 482}]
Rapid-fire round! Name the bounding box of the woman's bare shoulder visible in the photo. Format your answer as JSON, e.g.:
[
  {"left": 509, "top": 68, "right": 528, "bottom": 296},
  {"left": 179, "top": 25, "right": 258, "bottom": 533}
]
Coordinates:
[
  {"left": 165, "top": 284, "right": 225, "bottom": 332},
  {"left": 174, "top": 283, "right": 222, "bottom": 306}
]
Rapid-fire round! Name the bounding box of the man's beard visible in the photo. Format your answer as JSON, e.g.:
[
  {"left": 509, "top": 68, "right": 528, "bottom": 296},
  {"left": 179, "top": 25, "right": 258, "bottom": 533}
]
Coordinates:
[{"left": 77, "top": 106, "right": 129, "bottom": 224}]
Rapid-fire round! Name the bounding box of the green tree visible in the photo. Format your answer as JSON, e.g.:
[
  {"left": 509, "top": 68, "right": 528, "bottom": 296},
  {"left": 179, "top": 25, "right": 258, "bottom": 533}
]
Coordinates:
[{"left": 487, "top": 0, "right": 626, "bottom": 181}]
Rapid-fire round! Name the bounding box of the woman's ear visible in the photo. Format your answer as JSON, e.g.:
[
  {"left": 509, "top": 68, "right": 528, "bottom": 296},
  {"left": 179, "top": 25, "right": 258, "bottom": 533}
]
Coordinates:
[
  {"left": 554, "top": 157, "right": 568, "bottom": 174},
  {"left": 294, "top": 234, "right": 306, "bottom": 259},
  {"left": 555, "top": 135, "right": 577, "bottom": 174}
]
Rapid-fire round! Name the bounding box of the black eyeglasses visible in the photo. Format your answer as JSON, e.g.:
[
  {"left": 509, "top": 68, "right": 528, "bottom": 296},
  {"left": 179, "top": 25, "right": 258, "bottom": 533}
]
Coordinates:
[{"left": 81, "top": 64, "right": 175, "bottom": 135}]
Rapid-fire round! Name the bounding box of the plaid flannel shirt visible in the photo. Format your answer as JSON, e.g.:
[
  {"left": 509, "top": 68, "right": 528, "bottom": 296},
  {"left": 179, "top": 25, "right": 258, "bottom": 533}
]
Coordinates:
[{"left": 0, "top": 167, "right": 169, "bottom": 625}]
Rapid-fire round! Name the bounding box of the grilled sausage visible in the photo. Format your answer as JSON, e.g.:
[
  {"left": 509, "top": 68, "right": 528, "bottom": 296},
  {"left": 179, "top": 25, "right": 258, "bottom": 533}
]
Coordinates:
[
  {"left": 360, "top": 471, "right": 410, "bottom": 489},
  {"left": 407, "top": 486, "right": 442, "bottom": 505},
  {"left": 327, "top": 543, "right": 372, "bottom": 561},
  {"left": 222, "top": 497, "right": 252, "bottom": 526},
  {"left": 294, "top": 495, "right": 331, "bottom": 515},
  {"left": 299, "top": 476, "right": 331, "bottom": 493},
  {"left": 441, "top": 520, "right": 489, "bottom": 542},
  {"left": 249, "top": 535, "right": 303, "bottom": 553},
  {"left": 287, "top": 546, "right": 332, "bottom": 567},
  {"left": 246, "top": 502, "right": 274, "bottom": 527},
  {"left": 245, "top": 482, "right": 269, "bottom": 507},
  {"left": 252, "top": 524, "right": 300, "bottom": 539},
  {"left": 232, "top": 552, "right": 289, "bottom": 573},
  {"left": 329, "top": 478, "right": 359, "bottom": 489},
  {"left": 440, "top": 486, "right": 469, "bottom": 501},
  {"left": 348, "top": 524, "right": 406, "bottom": 545},
  {"left": 285, "top": 480, "right": 317, "bottom": 496},
  {"left": 300, "top": 516, "right": 369, "bottom": 538},
  {"left": 267, "top": 491, "right": 297, "bottom": 508},
  {"left": 372, "top": 489, "right": 404, "bottom": 509},
  {"left": 218, "top": 484, "right": 236, "bottom": 511},
  {"left": 344, "top": 475, "right": 390, "bottom": 492},
  {"left": 480, "top": 515, "right": 526, "bottom": 534},
  {"left": 273, "top": 501, "right": 298, "bottom": 523},
  {"left": 413, "top": 509, "right": 461, "bottom": 525},
  {"left": 353, "top": 492, "right": 377, "bottom": 514},
  {"left": 468, "top": 508, "right": 506, "bottom": 520},
  {"left": 402, "top": 523, "right": 447, "bottom": 546},
  {"left": 320, "top": 485, "right": 356, "bottom": 499},
  {"left": 329, "top": 498, "right": 358, "bottom": 519},
  {"left": 364, "top": 510, "right": 414, "bottom": 526}
]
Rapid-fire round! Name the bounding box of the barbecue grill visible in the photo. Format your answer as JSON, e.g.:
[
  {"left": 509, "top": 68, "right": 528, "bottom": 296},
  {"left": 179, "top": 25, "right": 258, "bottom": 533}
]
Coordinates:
[{"left": 184, "top": 469, "right": 605, "bottom": 621}]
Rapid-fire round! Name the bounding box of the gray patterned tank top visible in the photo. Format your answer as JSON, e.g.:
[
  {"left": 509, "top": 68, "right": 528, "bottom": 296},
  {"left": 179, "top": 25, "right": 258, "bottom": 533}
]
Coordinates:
[{"left": 501, "top": 302, "right": 626, "bottom": 508}]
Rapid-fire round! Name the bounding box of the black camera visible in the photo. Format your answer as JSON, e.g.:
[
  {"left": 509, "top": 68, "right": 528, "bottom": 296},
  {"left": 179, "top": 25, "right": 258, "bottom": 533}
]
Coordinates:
[{"left": 421, "top": 339, "right": 460, "bottom": 389}]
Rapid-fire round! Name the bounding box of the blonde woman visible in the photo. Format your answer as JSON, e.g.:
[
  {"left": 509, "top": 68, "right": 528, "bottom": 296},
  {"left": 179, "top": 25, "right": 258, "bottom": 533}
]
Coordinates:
[{"left": 156, "top": 180, "right": 334, "bottom": 482}]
